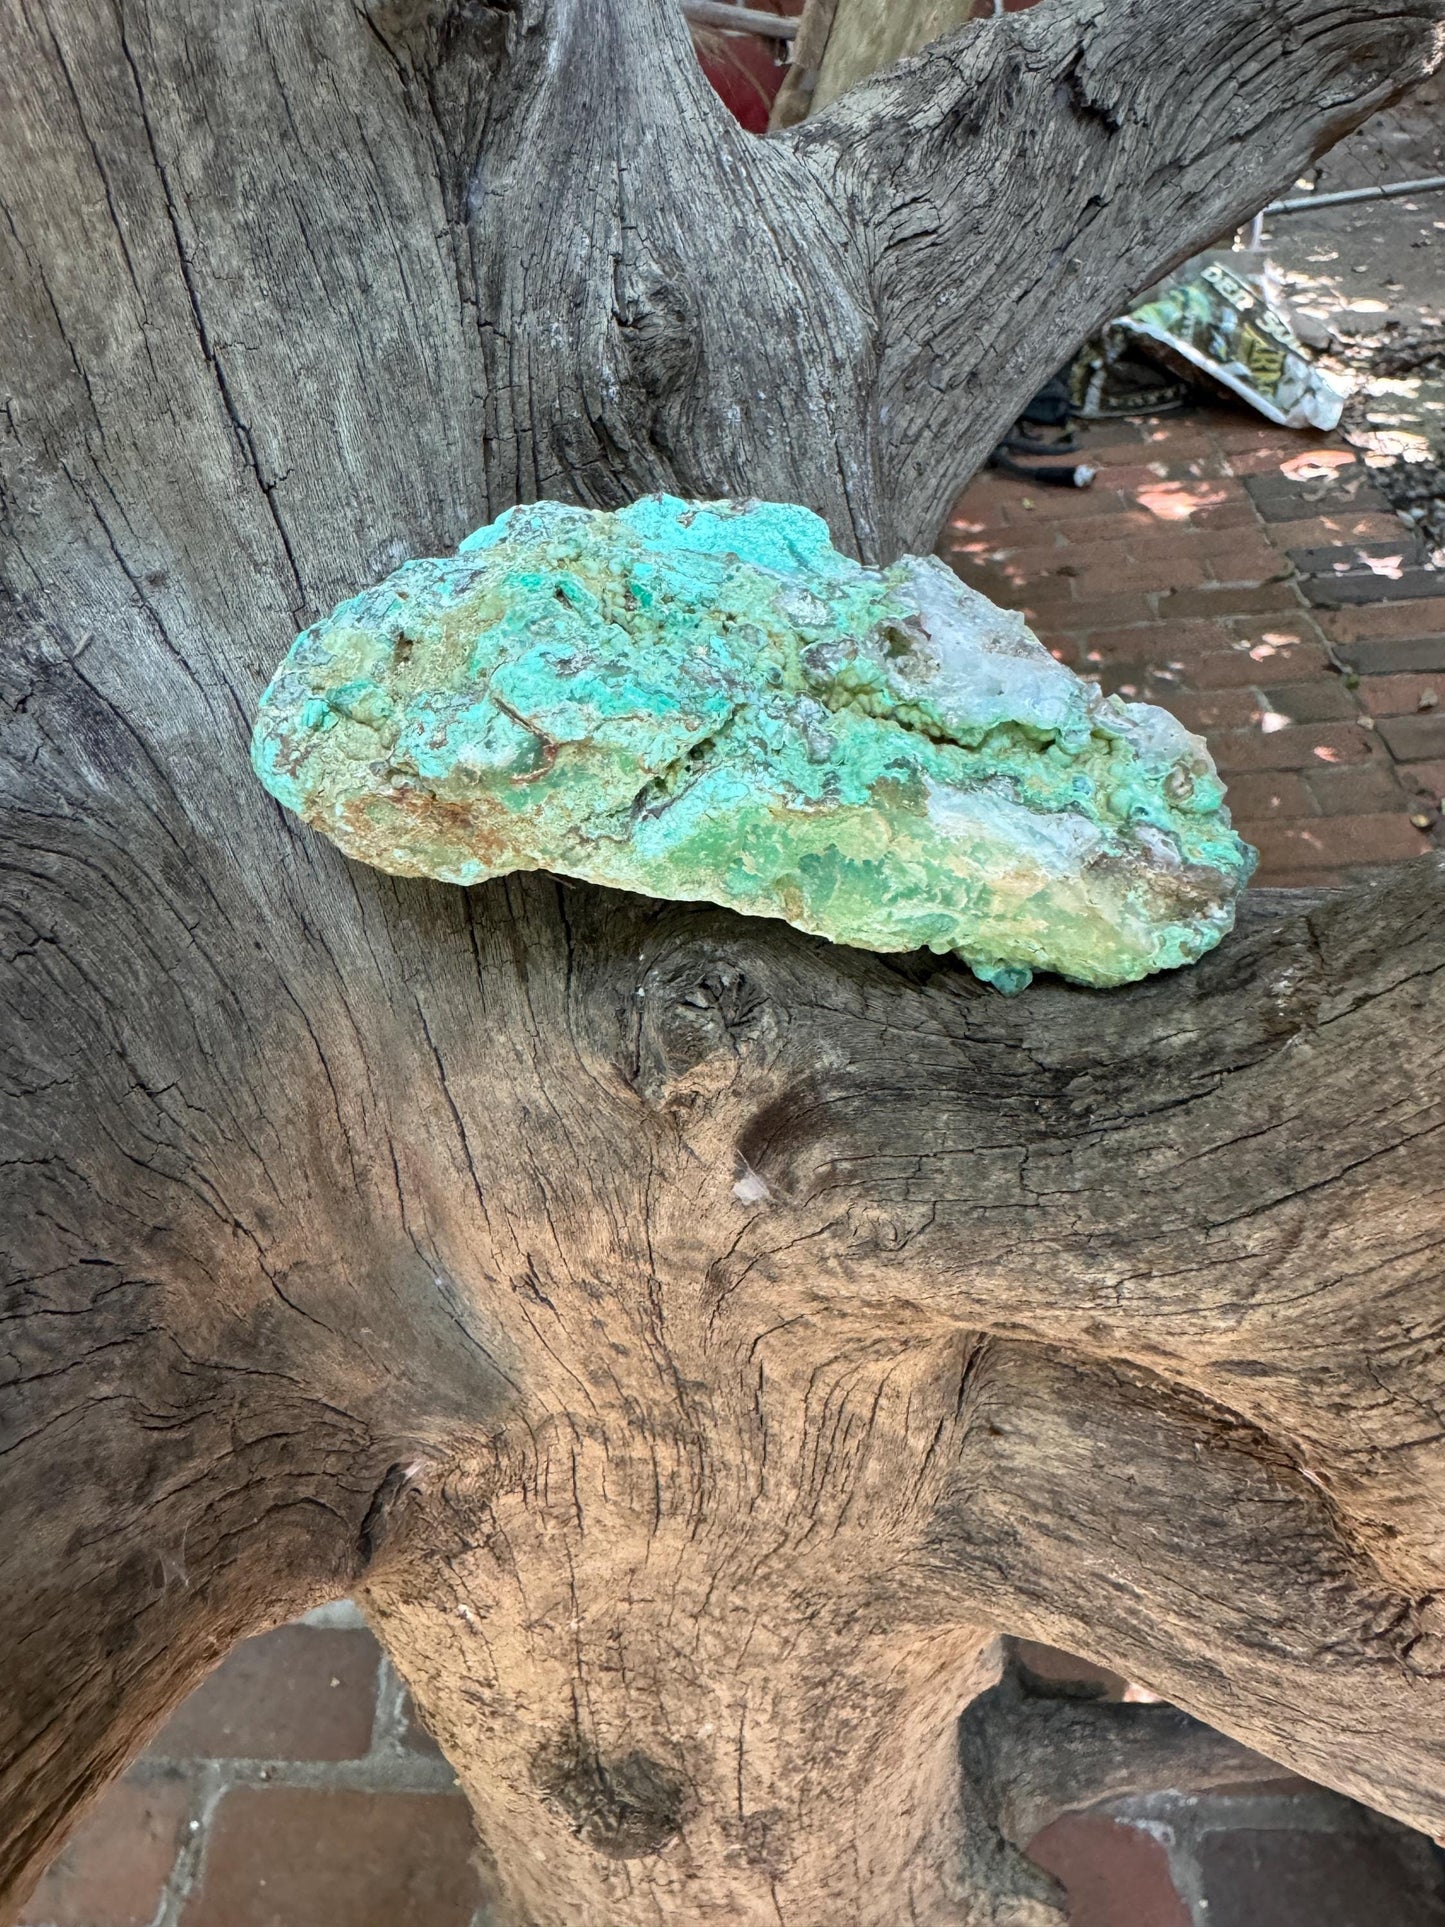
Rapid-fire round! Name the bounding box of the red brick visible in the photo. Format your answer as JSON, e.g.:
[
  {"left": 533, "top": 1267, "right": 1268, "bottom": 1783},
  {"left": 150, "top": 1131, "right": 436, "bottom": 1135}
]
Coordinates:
[
  {"left": 1158, "top": 581, "right": 1303, "bottom": 619},
  {"left": 1210, "top": 418, "right": 1326, "bottom": 456},
  {"left": 1402, "top": 760, "right": 1445, "bottom": 800},
  {"left": 1267, "top": 512, "right": 1411, "bottom": 550},
  {"left": 1288, "top": 537, "right": 1426, "bottom": 578},
  {"left": 1141, "top": 424, "right": 1229, "bottom": 451},
  {"left": 1248, "top": 815, "right": 1432, "bottom": 869},
  {"left": 1074, "top": 619, "right": 1233, "bottom": 658},
  {"left": 1355, "top": 674, "right": 1442, "bottom": 717},
  {"left": 1111, "top": 464, "right": 1240, "bottom": 498},
  {"left": 1007, "top": 557, "right": 1092, "bottom": 593},
  {"left": 1222, "top": 772, "right": 1316, "bottom": 819},
  {"left": 1140, "top": 670, "right": 1194, "bottom": 700},
  {"left": 1305, "top": 762, "right": 1413, "bottom": 816},
  {"left": 1166, "top": 689, "right": 1263, "bottom": 731},
  {"left": 1074, "top": 555, "right": 1209, "bottom": 596},
  {"left": 1011, "top": 1640, "right": 1127, "bottom": 1699},
  {"left": 1031, "top": 628, "right": 1084, "bottom": 665},
  {"left": 1179, "top": 498, "right": 1263, "bottom": 531},
  {"left": 1028, "top": 1812, "right": 1189, "bottom": 1927},
  {"left": 150, "top": 1627, "right": 379, "bottom": 1763},
  {"left": 1205, "top": 548, "right": 1293, "bottom": 589},
  {"left": 974, "top": 567, "right": 1080, "bottom": 608},
  {"left": 1303, "top": 568, "right": 1443, "bottom": 612},
  {"left": 19, "top": 1779, "right": 189, "bottom": 1927},
  {"left": 1126, "top": 475, "right": 1249, "bottom": 515},
  {"left": 1198, "top": 1826, "right": 1445, "bottom": 1927},
  {"left": 1075, "top": 419, "right": 1150, "bottom": 449},
  {"left": 949, "top": 477, "right": 1021, "bottom": 522},
  {"left": 1224, "top": 439, "right": 1351, "bottom": 475},
  {"left": 1024, "top": 592, "right": 1156, "bottom": 629},
  {"left": 1086, "top": 516, "right": 1263, "bottom": 562},
  {"left": 1167, "top": 527, "right": 1282, "bottom": 565},
  {"left": 1246, "top": 476, "right": 1386, "bottom": 525},
  {"left": 953, "top": 480, "right": 1122, "bottom": 530},
  {"left": 1077, "top": 526, "right": 1273, "bottom": 568},
  {"left": 1319, "top": 597, "right": 1445, "bottom": 644},
  {"left": 181, "top": 1790, "right": 483, "bottom": 1927},
  {"left": 1208, "top": 722, "right": 1374, "bottom": 773},
  {"left": 1010, "top": 485, "right": 1138, "bottom": 521},
  {"left": 1096, "top": 663, "right": 1162, "bottom": 699},
  {"left": 1188, "top": 643, "right": 1331, "bottom": 688},
  {"left": 1333, "top": 636, "right": 1445, "bottom": 676},
  {"left": 944, "top": 506, "right": 1012, "bottom": 537},
  {"left": 1259, "top": 679, "right": 1359, "bottom": 724},
  {"left": 1375, "top": 712, "right": 1445, "bottom": 763},
  {"left": 1084, "top": 430, "right": 1217, "bottom": 465},
  {"left": 1156, "top": 531, "right": 1279, "bottom": 566},
  {"left": 941, "top": 537, "right": 1022, "bottom": 566},
  {"left": 944, "top": 527, "right": 1076, "bottom": 561},
  {"left": 943, "top": 432, "right": 1445, "bottom": 877},
  {"left": 1224, "top": 612, "right": 1329, "bottom": 644},
  {"left": 1022, "top": 513, "right": 1175, "bottom": 553},
  {"left": 943, "top": 558, "right": 1022, "bottom": 597}
]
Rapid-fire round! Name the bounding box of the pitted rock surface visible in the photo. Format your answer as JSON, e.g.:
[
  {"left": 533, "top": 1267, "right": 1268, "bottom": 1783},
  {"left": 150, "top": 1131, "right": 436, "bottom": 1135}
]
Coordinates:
[{"left": 252, "top": 496, "right": 1255, "bottom": 990}]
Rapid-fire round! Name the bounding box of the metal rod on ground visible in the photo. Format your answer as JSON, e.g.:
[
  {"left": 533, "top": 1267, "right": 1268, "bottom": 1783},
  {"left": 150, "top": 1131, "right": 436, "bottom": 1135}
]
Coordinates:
[
  {"left": 1265, "top": 174, "right": 1445, "bottom": 215},
  {"left": 681, "top": 1, "right": 800, "bottom": 37}
]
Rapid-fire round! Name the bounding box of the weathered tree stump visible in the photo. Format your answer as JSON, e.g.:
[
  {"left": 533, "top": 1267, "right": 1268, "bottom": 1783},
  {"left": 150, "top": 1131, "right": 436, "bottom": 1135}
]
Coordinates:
[{"left": 2, "top": 2, "right": 1443, "bottom": 1921}]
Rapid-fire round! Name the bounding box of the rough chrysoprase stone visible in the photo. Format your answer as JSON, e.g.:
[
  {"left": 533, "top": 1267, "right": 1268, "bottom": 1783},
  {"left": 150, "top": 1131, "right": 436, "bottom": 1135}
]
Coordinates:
[{"left": 251, "top": 496, "right": 1256, "bottom": 990}]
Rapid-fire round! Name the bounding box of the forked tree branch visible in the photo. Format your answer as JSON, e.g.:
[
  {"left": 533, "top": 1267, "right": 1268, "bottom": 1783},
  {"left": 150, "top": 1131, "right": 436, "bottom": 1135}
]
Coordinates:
[
  {"left": 676, "top": 860, "right": 1445, "bottom": 1608},
  {"left": 788, "top": 0, "right": 1445, "bottom": 542},
  {"left": 922, "top": 1645, "right": 1281, "bottom": 1927},
  {"left": 933, "top": 1337, "right": 1445, "bottom": 1836},
  {"left": 2, "top": 1, "right": 1444, "bottom": 1920},
  {"left": 617, "top": 859, "right": 1445, "bottom": 1835}
]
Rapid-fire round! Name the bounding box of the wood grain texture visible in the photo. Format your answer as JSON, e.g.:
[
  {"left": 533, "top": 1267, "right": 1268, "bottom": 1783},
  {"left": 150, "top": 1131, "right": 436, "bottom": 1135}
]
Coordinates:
[
  {"left": 794, "top": 0, "right": 1445, "bottom": 543},
  {"left": 1, "top": 0, "right": 1442, "bottom": 1921}
]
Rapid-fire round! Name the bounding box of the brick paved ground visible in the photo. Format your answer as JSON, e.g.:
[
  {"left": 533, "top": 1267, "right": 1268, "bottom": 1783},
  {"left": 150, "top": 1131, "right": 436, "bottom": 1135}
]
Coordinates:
[
  {"left": 1012, "top": 1644, "right": 1445, "bottom": 1927},
  {"left": 943, "top": 406, "right": 1445, "bottom": 887},
  {"left": 19, "top": 1615, "right": 1445, "bottom": 1926},
  {"left": 18, "top": 1604, "right": 488, "bottom": 1927}
]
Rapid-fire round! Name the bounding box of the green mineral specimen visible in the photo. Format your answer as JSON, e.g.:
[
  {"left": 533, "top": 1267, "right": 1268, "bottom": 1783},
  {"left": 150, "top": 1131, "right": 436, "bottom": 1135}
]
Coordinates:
[{"left": 251, "top": 496, "right": 1256, "bottom": 990}]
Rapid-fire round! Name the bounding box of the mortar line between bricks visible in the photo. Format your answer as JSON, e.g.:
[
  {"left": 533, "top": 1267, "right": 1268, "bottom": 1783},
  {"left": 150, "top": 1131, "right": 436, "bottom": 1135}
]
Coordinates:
[
  {"left": 1120, "top": 1809, "right": 1209, "bottom": 1927},
  {"left": 946, "top": 410, "right": 1445, "bottom": 870},
  {"left": 1214, "top": 427, "right": 1353, "bottom": 679},
  {"left": 1112, "top": 1787, "right": 1385, "bottom": 1835},
  {"left": 370, "top": 1651, "right": 417, "bottom": 1759},
  {"left": 150, "top": 1761, "right": 227, "bottom": 1927}
]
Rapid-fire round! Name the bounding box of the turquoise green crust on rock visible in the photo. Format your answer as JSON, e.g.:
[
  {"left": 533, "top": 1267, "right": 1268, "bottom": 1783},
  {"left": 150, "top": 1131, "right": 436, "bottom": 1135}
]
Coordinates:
[{"left": 251, "top": 496, "right": 1256, "bottom": 991}]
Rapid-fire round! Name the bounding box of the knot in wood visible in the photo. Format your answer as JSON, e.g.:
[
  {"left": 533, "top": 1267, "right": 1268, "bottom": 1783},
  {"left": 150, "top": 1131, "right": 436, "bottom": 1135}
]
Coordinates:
[
  {"left": 612, "top": 257, "right": 702, "bottom": 405},
  {"left": 634, "top": 960, "right": 771, "bottom": 1109},
  {"left": 532, "top": 1729, "right": 690, "bottom": 1858}
]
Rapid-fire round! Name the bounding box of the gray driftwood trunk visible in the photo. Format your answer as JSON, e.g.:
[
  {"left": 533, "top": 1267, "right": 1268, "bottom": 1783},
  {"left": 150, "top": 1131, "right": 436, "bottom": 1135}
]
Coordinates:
[{"left": 3, "top": 2, "right": 1444, "bottom": 1922}]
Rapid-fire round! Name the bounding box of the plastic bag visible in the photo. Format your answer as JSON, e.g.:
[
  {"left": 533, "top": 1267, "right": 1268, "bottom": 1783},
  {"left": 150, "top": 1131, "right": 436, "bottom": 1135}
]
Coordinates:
[{"left": 1112, "top": 258, "right": 1345, "bottom": 431}]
